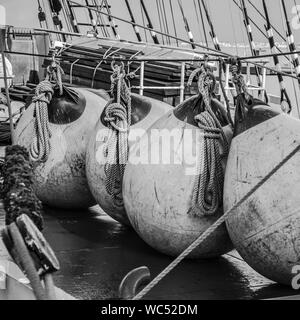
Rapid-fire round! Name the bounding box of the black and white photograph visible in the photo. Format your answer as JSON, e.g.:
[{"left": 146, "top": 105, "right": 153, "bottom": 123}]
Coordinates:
[{"left": 0, "top": 0, "right": 300, "bottom": 310}]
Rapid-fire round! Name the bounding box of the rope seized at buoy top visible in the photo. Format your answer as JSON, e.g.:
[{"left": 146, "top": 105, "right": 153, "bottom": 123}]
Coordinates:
[
  {"left": 188, "top": 63, "right": 229, "bottom": 217},
  {"left": 103, "top": 62, "right": 132, "bottom": 208},
  {"left": 29, "top": 59, "right": 64, "bottom": 163},
  {"left": 133, "top": 143, "right": 300, "bottom": 300}
]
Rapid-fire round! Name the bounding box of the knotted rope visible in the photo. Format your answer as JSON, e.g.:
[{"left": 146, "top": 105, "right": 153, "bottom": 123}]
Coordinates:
[
  {"left": 188, "top": 65, "right": 229, "bottom": 217},
  {"left": 229, "top": 58, "right": 250, "bottom": 101},
  {"left": 103, "top": 63, "right": 132, "bottom": 207},
  {"left": 29, "top": 61, "right": 64, "bottom": 162}
]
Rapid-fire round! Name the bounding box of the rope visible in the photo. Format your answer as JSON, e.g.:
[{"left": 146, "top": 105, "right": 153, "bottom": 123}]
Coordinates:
[
  {"left": 103, "top": 63, "right": 131, "bottom": 207},
  {"left": 29, "top": 60, "right": 63, "bottom": 162},
  {"left": 188, "top": 65, "right": 229, "bottom": 217},
  {"left": 133, "top": 144, "right": 300, "bottom": 300}
]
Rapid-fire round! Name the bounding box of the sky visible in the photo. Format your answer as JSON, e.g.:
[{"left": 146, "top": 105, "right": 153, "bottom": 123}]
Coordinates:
[{"left": 0, "top": 0, "right": 300, "bottom": 45}]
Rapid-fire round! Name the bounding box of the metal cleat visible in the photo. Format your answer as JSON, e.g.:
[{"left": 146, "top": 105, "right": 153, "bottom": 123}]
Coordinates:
[{"left": 119, "top": 266, "right": 151, "bottom": 300}]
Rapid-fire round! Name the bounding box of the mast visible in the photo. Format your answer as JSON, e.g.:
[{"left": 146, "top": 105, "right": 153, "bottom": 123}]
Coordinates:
[
  {"left": 140, "top": 0, "right": 160, "bottom": 44},
  {"left": 124, "top": 0, "right": 142, "bottom": 42},
  {"left": 177, "top": 0, "right": 196, "bottom": 49},
  {"left": 200, "top": 0, "right": 221, "bottom": 51},
  {"left": 280, "top": 0, "right": 300, "bottom": 82},
  {"left": 262, "top": 0, "right": 292, "bottom": 112}
]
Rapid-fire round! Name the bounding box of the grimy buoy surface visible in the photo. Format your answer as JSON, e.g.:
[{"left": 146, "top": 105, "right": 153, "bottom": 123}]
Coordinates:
[
  {"left": 123, "top": 94, "right": 234, "bottom": 258},
  {"left": 15, "top": 86, "right": 107, "bottom": 209},
  {"left": 86, "top": 93, "right": 171, "bottom": 225},
  {"left": 223, "top": 94, "right": 300, "bottom": 285}
]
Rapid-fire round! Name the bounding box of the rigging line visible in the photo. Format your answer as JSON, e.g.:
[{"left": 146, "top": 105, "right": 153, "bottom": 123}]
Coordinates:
[
  {"left": 68, "top": 0, "right": 230, "bottom": 56},
  {"left": 84, "top": 0, "right": 99, "bottom": 34},
  {"left": 247, "top": 0, "right": 286, "bottom": 42},
  {"left": 193, "top": 0, "right": 203, "bottom": 44},
  {"left": 156, "top": 0, "right": 165, "bottom": 44},
  {"left": 103, "top": 0, "right": 120, "bottom": 39},
  {"left": 61, "top": 0, "right": 73, "bottom": 34},
  {"left": 64, "top": 0, "right": 80, "bottom": 33},
  {"left": 140, "top": 0, "right": 160, "bottom": 45},
  {"left": 280, "top": 0, "right": 300, "bottom": 81},
  {"left": 229, "top": 0, "right": 239, "bottom": 55},
  {"left": 280, "top": 0, "right": 300, "bottom": 116},
  {"left": 169, "top": 0, "right": 179, "bottom": 46},
  {"left": 177, "top": 0, "right": 196, "bottom": 49},
  {"left": 262, "top": 0, "right": 292, "bottom": 112},
  {"left": 239, "top": 0, "right": 266, "bottom": 98},
  {"left": 6, "top": 48, "right": 300, "bottom": 80},
  {"left": 197, "top": 0, "right": 209, "bottom": 49},
  {"left": 294, "top": 0, "right": 300, "bottom": 24},
  {"left": 161, "top": 0, "right": 171, "bottom": 45},
  {"left": 124, "top": 0, "right": 142, "bottom": 42},
  {"left": 98, "top": 0, "right": 111, "bottom": 38},
  {"left": 93, "top": 0, "right": 106, "bottom": 36},
  {"left": 140, "top": 1, "right": 148, "bottom": 42},
  {"left": 232, "top": 0, "right": 291, "bottom": 64},
  {"left": 200, "top": 0, "right": 221, "bottom": 51}
]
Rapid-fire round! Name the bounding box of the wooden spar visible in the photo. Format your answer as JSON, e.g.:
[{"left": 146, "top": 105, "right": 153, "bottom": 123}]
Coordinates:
[
  {"left": 240, "top": 0, "right": 265, "bottom": 99},
  {"left": 200, "top": 0, "right": 221, "bottom": 51},
  {"left": 280, "top": 0, "right": 300, "bottom": 83},
  {"left": 125, "top": 0, "right": 142, "bottom": 42},
  {"left": 140, "top": 0, "right": 160, "bottom": 44},
  {"left": 84, "top": 0, "right": 99, "bottom": 34},
  {"left": 262, "top": 0, "right": 292, "bottom": 112},
  {"left": 64, "top": 0, "right": 80, "bottom": 33},
  {"left": 177, "top": 0, "right": 196, "bottom": 49},
  {"left": 103, "top": 0, "right": 120, "bottom": 39}
]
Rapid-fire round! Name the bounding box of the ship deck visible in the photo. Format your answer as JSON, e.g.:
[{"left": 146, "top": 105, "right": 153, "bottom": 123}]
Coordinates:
[{"left": 1, "top": 203, "right": 300, "bottom": 300}]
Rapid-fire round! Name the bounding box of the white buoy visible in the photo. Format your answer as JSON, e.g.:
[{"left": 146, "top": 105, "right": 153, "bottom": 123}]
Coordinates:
[{"left": 15, "top": 87, "right": 107, "bottom": 209}]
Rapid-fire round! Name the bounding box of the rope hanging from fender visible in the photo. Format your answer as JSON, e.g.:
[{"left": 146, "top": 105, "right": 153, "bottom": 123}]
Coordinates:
[
  {"left": 103, "top": 62, "right": 132, "bottom": 208},
  {"left": 188, "top": 63, "right": 229, "bottom": 217},
  {"left": 29, "top": 60, "right": 64, "bottom": 163}
]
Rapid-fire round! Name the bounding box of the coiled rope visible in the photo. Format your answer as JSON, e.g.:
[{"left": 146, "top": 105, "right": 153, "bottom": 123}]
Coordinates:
[
  {"left": 133, "top": 144, "right": 300, "bottom": 300},
  {"left": 188, "top": 64, "right": 229, "bottom": 217},
  {"left": 103, "top": 62, "right": 131, "bottom": 207},
  {"left": 29, "top": 60, "right": 63, "bottom": 162}
]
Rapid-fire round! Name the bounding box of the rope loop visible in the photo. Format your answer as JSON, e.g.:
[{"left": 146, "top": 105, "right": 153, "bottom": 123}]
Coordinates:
[
  {"left": 228, "top": 57, "right": 250, "bottom": 101},
  {"left": 30, "top": 59, "right": 63, "bottom": 163},
  {"left": 187, "top": 61, "right": 229, "bottom": 218},
  {"left": 102, "top": 61, "right": 132, "bottom": 207}
]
